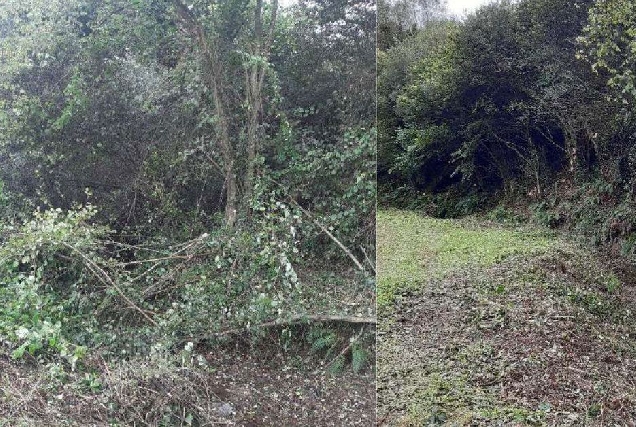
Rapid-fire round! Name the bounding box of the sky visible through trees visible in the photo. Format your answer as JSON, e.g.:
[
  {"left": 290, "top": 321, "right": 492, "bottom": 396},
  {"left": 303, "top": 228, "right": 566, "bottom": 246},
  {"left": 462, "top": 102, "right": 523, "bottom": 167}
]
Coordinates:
[{"left": 446, "top": 0, "right": 494, "bottom": 16}]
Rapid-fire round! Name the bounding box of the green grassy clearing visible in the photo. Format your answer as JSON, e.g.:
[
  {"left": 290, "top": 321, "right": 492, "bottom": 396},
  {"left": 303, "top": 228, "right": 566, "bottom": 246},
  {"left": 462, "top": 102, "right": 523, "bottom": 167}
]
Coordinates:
[
  {"left": 377, "top": 209, "right": 555, "bottom": 308},
  {"left": 377, "top": 209, "right": 636, "bottom": 426}
]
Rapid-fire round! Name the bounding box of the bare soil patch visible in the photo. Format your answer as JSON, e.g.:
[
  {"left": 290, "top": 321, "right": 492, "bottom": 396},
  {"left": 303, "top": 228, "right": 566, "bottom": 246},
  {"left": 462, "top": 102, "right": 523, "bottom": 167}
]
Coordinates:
[{"left": 1, "top": 338, "right": 375, "bottom": 426}]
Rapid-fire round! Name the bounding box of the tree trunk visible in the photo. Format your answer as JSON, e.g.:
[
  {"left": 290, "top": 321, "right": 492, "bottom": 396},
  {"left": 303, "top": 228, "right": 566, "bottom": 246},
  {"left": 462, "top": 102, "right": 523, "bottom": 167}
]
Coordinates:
[
  {"left": 173, "top": 0, "right": 278, "bottom": 227},
  {"left": 244, "top": 65, "right": 261, "bottom": 209},
  {"left": 243, "top": 0, "right": 277, "bottom": 209},
  {"left": 225, "top": 167, "right": 238, "bottom": 227}
]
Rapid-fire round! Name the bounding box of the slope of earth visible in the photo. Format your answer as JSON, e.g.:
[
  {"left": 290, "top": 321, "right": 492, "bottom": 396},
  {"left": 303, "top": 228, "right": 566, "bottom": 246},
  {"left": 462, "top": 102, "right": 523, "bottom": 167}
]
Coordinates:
[{"left": 377, "top": 209, "right": 636, "bottom": 426}]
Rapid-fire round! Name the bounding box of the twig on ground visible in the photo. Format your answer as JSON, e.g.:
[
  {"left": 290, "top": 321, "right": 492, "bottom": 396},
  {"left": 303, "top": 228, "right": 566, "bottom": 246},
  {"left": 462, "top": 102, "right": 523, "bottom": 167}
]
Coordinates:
[
  {"left": 290, "top": 200, "right": 365, "bottom": 272},
  {"left": 360, "top": 245, "right": 376, "bottom": 274},
  {"left": 183, "top": 314, "right": 376, "bottom": 344}
]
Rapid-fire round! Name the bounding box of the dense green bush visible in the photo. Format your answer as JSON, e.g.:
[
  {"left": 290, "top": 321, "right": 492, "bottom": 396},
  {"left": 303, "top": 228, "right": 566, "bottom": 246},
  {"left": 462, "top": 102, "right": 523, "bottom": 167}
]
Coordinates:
[
  {"left": 378, "top": 0, "right": 636, "bottom": 263},
  {"left": 270, "top": 127, "right": 376, "bottom": 265},
  {"left": 0, "top": 8, "right": 376, "bottom": 418},
  {"left": 0, "top": 205, "right": 107, "bottom": 364},
  {"left": 0, "top": 168, "right": 372, "bottom": 361}
]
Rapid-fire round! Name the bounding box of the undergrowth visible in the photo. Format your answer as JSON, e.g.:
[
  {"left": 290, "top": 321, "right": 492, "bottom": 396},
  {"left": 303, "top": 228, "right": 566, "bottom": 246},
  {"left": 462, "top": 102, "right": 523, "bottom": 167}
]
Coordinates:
[
  {"left": 0, "top": 201, "right": 375, "bottom": 424},
  {"left": 378, "top": 207, "right": 636, "bottom": 425}
]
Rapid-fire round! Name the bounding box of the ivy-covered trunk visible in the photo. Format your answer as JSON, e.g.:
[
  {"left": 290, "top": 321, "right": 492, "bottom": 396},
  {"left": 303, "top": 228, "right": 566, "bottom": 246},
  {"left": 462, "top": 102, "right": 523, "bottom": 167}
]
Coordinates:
[{"left": 244, "top": 0, "right": 278, "bottom": 212}]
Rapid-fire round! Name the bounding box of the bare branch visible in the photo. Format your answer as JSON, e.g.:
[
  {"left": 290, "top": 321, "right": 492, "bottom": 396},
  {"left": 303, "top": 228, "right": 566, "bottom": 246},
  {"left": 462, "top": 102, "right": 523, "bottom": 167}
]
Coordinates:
[
  {"left": 184, "top": 314, "right": 376, "bottom": 343},
  {"left": 262, "top": 174, "right": 367, "bottom": 272},
  {"left": 59, "top": 241, "right": 158, "bottom": 326},
  {"left": 323, "top": 326, "right": 366, "bottom": 372},
  {"left": 292, "top": 200, "right": 366, "bottom": 272}
]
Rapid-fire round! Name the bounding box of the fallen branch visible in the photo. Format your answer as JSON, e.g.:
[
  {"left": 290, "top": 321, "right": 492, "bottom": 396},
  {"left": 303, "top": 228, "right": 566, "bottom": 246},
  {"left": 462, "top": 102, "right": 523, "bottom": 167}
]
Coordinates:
[
  {"left": 360, "top": 245, "right": 376, "bottom": 274},
  {"left": 119, "top": 254, "right": 194, "bottom": 266},
  {"left": 289, "top": 199, "right": 365, "bottom": 272},
  {"left": 60, "top": 241, "right": 158, "bottom": 326},
  {"left": 322, "top": 325, "right": 365, "bottom": 373},
  {"left": 183, "top": 314, "right": 376, "bottom": 344},
  {"left": 261, "top": 175, "right": 367, "bottom": 272},
  {"left": 218, "top": 314, "right": 376, "bottom": 335},
  {"left": 127, "top": 234, "right": 209, "bottom": 283}
]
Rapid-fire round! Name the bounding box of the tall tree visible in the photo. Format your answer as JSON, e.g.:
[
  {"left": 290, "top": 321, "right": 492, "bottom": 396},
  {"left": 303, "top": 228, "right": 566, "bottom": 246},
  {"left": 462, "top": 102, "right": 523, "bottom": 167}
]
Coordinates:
[
  {"left": 578, "top": 0, "right": 636, "bottom": 103},
  {"left": 171, "top": 0, "right": 279, "bottom": 227},
  {"left": 378, "top": 0, "right": 446, "bottom": 49}
]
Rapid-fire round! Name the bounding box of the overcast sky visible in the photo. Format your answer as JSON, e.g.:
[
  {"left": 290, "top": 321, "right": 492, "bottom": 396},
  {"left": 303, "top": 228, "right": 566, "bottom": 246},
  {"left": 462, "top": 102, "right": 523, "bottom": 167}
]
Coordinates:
[
  {"left": 446, "top": 0, "right": 495, "bottom": 16},
  {"left": 277, "top": 0, "right": 496, "bottom": 19}
]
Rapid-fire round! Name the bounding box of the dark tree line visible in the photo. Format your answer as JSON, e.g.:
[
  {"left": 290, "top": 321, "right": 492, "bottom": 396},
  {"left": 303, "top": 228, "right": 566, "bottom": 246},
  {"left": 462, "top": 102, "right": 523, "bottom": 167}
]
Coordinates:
[{"left": 379, "top": 0, "right": 636, "bottom": 231}]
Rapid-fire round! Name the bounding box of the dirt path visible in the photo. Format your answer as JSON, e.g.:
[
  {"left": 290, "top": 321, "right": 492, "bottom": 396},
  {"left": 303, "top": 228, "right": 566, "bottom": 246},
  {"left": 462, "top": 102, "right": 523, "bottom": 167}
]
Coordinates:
[{"left": 378, "top": 209, "right": 636, "bottom": 426}]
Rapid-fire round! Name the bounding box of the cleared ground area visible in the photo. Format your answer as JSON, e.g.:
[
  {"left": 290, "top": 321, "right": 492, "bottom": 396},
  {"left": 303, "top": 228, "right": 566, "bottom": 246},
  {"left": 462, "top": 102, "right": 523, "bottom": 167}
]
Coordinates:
[{"left": 378, "top": 209, "right": 636, "bottom": 426}]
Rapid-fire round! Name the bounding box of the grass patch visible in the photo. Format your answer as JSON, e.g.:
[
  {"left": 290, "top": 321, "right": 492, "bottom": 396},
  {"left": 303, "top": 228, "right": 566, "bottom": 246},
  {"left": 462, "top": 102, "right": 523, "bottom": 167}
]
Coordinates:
[
  {"left": 378, "top": 209, "right": 636, "bottom": 425},
  {"left": 404, "top": 371, "right": 545, "bottom": 426},
  {"left": 377, "top": 209, "right": 555, "bottom": 308}
]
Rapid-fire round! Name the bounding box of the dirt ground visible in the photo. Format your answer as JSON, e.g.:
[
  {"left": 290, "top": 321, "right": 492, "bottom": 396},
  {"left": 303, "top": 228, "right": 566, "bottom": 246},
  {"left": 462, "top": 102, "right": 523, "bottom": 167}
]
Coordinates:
[
  {"left": 378, "top": 210, "right": 636, "bottom": 426},
  {"left": 1, "top": 338, "right": 376, "bottom": 426},
  {"left": 205, "top": 347, "right": 375, "bottom": 426}
]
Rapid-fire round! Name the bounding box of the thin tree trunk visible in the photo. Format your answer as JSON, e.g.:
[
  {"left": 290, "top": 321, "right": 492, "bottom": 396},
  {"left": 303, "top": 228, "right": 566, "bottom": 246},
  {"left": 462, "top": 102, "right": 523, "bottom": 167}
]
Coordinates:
[
  {"left": 225, "top": 167, "right": 238, "bottom": 227},
  {"left": 244, "top": 66, "right": 261, "bottom": 208},
  {"left": 207, "top": 54, "right": 237, "bottom": 227},
  {"left": 244, "top": 0, "right": 277, "bottom": 209},
  {"left": 173, "top": 0, "right": 238, "bottom": 227},
  {"left": 208, "top": 57, "right": 237, "bottom": 227},
  {"left": 174, "top": 0, "right": 277, "bottom": 227}
]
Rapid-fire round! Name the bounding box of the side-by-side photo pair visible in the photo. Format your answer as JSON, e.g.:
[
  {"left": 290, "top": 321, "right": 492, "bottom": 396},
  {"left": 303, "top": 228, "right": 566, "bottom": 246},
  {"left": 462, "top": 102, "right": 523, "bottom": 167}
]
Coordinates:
[{"left": 0, "top": 0, "right": 633, "bottom": 425}]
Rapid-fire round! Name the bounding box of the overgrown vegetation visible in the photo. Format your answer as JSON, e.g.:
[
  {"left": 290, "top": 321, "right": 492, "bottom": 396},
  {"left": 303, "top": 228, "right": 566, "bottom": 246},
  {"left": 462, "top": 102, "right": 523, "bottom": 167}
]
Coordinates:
[
  {"left": 378, "top": 0, "right": 636, "bottom": 424},
  {"left": 0, "top": 0, "right": 375, "bottom": 424}
]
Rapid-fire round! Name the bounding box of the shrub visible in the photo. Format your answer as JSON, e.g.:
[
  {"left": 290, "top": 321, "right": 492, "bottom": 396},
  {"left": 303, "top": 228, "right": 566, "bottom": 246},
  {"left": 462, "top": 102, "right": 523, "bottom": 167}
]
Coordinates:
[{"left": 0, "top": 205, "right": 107, "bottom": 364}]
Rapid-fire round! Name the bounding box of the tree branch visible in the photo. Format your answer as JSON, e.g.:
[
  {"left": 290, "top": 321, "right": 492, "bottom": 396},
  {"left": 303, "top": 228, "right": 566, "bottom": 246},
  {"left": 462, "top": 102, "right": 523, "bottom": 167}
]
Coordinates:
[
  {"left": 185, "top": 314, "right": 376, "bottom": 343},
  {"left": 292, "top": 200, "right": 366, "bottom": 272},
  {"left": 59, "top": 241, "right": 158, "bottom": 326},
  {"left": 323, "top": 325, "right": 365, "bottom": 372}
]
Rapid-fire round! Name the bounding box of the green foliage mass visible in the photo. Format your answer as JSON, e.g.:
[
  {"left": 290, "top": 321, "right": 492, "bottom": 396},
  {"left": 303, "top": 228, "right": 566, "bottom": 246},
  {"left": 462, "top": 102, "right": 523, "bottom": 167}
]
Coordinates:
[
  {"left": 0, "top": 205, "right": 105, "bottom": 364},
  {"left": 0, "top": 0, "right": 375, "bottom": 406},
  {"left": 579, "top": 0, "right": 636, "bottom": 102},
  {"left": 379, "top": 0, "right": 636, "bottom": 255}
]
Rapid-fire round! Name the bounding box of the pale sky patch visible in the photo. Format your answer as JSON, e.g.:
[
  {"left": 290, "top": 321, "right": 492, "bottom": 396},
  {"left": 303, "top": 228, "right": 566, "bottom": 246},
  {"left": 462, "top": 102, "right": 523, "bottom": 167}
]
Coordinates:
[{"left": 446, "top": 0, "right": 495, "bottom": 17}]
